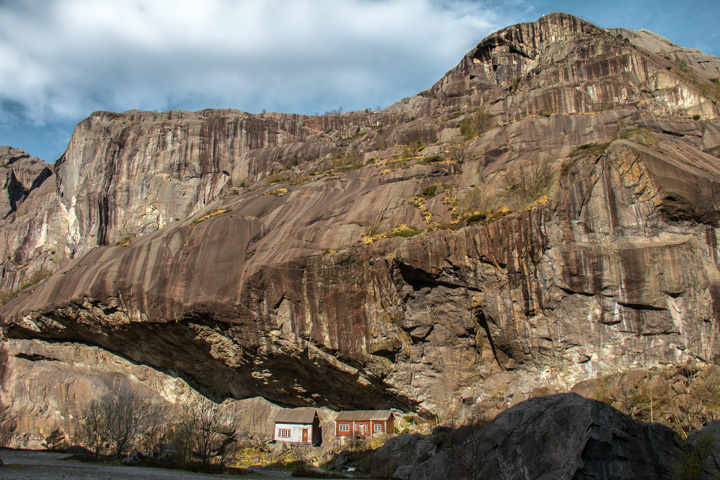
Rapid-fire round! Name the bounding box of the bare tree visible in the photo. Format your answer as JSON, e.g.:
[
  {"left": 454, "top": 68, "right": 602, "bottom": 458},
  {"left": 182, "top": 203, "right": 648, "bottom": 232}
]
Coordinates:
[
  {"left": 175, "top": 396, "right": 237, "bottom": 468},
  {"left": 77, "top": 397, "right": 108, "bottom": 458},
  {"left": 76, "top": 385, "right": 159, "bottom": 457}
]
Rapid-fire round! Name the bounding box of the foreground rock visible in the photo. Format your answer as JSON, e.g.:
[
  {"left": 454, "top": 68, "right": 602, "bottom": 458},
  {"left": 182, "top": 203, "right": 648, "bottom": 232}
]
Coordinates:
[{"left": 376, "top": 393, "right": 679, "bottom": 480}]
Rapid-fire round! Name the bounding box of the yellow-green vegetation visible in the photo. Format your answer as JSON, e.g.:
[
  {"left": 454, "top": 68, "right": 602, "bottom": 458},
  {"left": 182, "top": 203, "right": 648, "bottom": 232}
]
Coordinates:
[
  {"left": 266, "top": 188, "right": 289, "bottom": 197},
  {"left": 321, "top": 248, "right": 337, "bottom": 254},
  {"left": 190, "top": 208, "right": 232, "bottom": 226},
  {"left": 418, "top": 154, "right": 446, "bottom": 165},
  {"left": 115, "top": 233, "right": 134, "bottom": 247},
  {"left": 569, "top": 141, "right": 612, "bottom": 158},
  {"left": 619, "top": 128, "right": 659, "bottom": 148},
  {"left": 465, "top": 212, "right": 487, "bottom": 224},
  {"left": 400, "top": 141, "right": 426, "bottom": 159},
  {"left": 363, "top": 224, "right": 424, "bottom": 244},
  {"left": 0, "top": 268, "right": 52, "bottom": 306},
  {"left": 409, "top": 196, "right": 433, "bottom": 224},
  {"left": 459, "top": 108, "right": 495, "bottom": 140}
]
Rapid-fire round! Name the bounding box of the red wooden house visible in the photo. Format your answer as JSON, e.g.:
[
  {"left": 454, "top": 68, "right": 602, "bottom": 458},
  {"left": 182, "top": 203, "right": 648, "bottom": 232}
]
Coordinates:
[{"left": 335, "top": 410, "right": 394, "bottom": 438}]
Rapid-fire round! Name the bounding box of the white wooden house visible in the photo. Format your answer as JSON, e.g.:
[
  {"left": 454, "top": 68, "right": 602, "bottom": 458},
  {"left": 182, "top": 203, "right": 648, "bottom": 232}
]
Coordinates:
[{"left": 273, "top": 408, "right": 321, "bottom": 445}]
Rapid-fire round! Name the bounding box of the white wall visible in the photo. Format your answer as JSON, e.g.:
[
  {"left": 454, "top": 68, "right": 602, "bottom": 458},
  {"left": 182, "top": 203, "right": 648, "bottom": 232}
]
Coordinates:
[{"left": 274, "top": 423, "right": 312, "bottom": 443}]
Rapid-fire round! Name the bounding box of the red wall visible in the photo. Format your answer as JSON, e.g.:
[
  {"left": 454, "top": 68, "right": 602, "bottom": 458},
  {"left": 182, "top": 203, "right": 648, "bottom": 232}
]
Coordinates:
[{"left": 336, "top": 420, "right": 389, "bottom": 437}]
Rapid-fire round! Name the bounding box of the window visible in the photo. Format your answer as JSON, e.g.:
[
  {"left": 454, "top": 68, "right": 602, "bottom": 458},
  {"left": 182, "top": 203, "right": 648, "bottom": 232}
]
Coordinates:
[
  {"left": 374, "top": 423, "right": 382, "bottom": 432},
  {"left": 339, "top": 423, "right": 350, "bottom": 432},
  {"left": 278, "top": 428, "right": 291, "bottom": 438}
]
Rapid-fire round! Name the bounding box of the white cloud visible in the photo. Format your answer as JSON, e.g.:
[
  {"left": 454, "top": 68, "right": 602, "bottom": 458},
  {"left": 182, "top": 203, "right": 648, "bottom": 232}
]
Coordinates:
[{"left": 0, "top": 0, "right": 507, "bottom": 124}]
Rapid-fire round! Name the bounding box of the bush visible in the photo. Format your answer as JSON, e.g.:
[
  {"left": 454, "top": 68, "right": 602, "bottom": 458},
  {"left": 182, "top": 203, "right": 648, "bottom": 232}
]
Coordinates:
[
  {"left": 459, "top": 108, "right": 495, "bottom": 140},
  {"left": 422, "top": 184, "right": 439, "bottom": 198},
  {"left": 466, "top": 212, "right": 487, "bottom": 224},
  {"left": 502, "top": 158, "right": 554, "bottom": 208}
]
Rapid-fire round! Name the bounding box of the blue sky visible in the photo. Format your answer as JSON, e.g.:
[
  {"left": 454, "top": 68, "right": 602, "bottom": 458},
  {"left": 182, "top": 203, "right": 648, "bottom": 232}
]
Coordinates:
[{"left": 1, "top": 0, "right": 718, "bottom": 163}]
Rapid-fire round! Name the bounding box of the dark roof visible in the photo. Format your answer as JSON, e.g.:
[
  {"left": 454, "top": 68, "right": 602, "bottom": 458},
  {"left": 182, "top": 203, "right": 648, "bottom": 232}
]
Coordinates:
[
  {"left": 335, "top": 410, "right": 394, "bottom": 422},
  {"left": 274, "top": 409, "right": 318, "bottom": 424}
]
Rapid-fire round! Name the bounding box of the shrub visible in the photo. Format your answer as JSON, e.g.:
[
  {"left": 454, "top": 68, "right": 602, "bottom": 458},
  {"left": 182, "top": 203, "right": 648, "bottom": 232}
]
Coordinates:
[
  {"left": 422, "top": 184, "right": 439, "bottom": 198},
  {"left": 466, "top": 212, "right": 487, "bottom": 224},
  {"left": 459, "top": 108, "right": 495, "bottom": 140},
  {"left": 502, "top": 158, "right": 554, "bottom": 208}
]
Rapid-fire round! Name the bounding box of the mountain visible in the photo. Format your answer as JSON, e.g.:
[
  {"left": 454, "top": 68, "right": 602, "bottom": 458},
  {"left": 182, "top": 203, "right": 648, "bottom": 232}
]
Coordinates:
[{"left": 1, "top": 12, "right": 720, "bottom": 448}]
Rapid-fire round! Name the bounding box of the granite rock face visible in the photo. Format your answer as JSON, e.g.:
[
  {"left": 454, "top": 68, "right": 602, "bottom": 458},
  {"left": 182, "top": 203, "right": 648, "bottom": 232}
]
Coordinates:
[{"left": 2, "top": 13, "right": 720, "bottom": 446}]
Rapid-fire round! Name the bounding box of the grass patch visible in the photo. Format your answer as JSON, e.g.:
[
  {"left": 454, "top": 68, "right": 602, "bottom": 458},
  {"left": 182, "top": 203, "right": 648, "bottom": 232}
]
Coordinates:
[
  {"left": 419, "top": 155, "right": 445, "bottom": 165},
  {"left": 266, "top": 188, "right": 289, "bottom": 197},
  {"left": 191, "top": 209, "right": 233, "bottom": 226},
  {"left": 619, "top": 128, "right": 659, "bottom": 148},
  {"left": 363, "top": 224, "right": 424, "bottom": 244},
  {"left": 569, "top": 142, "right": 612, "bottom": 158},
  {"left": 269, "top": 173, "right": 290, "bottom": 185},
  {"left": 391, "top": 226, "right": 423, "bottom": 238}
]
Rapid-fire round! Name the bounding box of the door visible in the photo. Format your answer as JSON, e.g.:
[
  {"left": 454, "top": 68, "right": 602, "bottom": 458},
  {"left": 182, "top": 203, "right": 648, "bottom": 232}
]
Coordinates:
[{"left": 302, "top": 428, "right": 308, "bottom": 443}]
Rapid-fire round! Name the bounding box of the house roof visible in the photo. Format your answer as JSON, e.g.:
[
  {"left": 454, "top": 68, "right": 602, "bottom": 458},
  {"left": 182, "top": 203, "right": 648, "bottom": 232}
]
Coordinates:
[
  {"left": 274, "top": 408, "right": 318, "bottom": 424},
  {"left": 335, "top": 410, "right": 394, "bottom": 422}
]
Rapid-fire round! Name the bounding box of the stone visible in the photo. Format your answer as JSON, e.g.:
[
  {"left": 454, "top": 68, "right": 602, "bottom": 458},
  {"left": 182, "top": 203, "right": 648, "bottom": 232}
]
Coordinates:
[
  {"left": 65, "top": 445, "right": 93, "bottom": 456},
  {"left": 330, "top": 449, "right": 351, "bottom": 471},
  {"left": 155, "top": 444, "right": 179, "bottom": 462},
  {"left": 409, "top": 393, "right": 679, "bottom": 480},
  {"left": 123, "top": 448, "right": 144, "bottom": 464},
  {"left": 687, "top": 421, "right": 720, "bottom": 479}
]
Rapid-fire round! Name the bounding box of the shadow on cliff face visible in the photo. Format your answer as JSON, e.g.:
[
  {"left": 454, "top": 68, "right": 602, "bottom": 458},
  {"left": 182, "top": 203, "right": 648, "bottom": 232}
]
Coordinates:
[{"left": 3, "top": 311, "right": 420, "bottom": 413}]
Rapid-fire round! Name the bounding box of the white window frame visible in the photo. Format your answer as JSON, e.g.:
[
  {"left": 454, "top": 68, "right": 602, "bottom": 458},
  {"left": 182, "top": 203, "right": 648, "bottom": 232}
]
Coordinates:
[
  {"left": 374, "top": 423, "right": 382, "bottom": 432},
  {"left": 278, "top": 428, "right": 291, "bottom": 438},
  {"left": 339, "top": 423, "right": 350, "bottom": 432}
]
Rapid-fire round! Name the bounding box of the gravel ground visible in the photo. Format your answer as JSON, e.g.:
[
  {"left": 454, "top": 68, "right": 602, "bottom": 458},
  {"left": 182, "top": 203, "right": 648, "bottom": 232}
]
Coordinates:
[{"left": 0, "top": 449, "right": 332, "bottom": 480}]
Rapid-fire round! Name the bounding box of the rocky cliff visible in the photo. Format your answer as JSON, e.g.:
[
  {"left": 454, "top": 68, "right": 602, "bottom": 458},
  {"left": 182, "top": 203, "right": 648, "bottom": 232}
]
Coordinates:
[{"left": 2, "top": 12, "right": 720, "bottom": 447}]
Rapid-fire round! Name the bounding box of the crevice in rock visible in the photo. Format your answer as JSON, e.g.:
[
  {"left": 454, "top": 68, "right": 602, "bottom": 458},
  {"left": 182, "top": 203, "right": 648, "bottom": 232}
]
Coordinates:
[
  {"left": 475, "top": 306, "right": 503, "bottom": 369},
  {"left": 13, "top": 352, "right": 60, "bottom": 363}
]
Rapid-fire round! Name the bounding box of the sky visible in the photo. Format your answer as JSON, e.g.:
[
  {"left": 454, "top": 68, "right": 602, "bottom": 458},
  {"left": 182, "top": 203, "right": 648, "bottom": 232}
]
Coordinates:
[{"left": 1, "top": 0, "right": 718, "bottom": 163}]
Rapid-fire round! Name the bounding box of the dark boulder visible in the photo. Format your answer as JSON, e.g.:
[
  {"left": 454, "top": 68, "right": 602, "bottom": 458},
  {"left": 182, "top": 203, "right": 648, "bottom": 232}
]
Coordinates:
[{"left": 409, "top": 393, "right": 679, "bottom": 480}]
